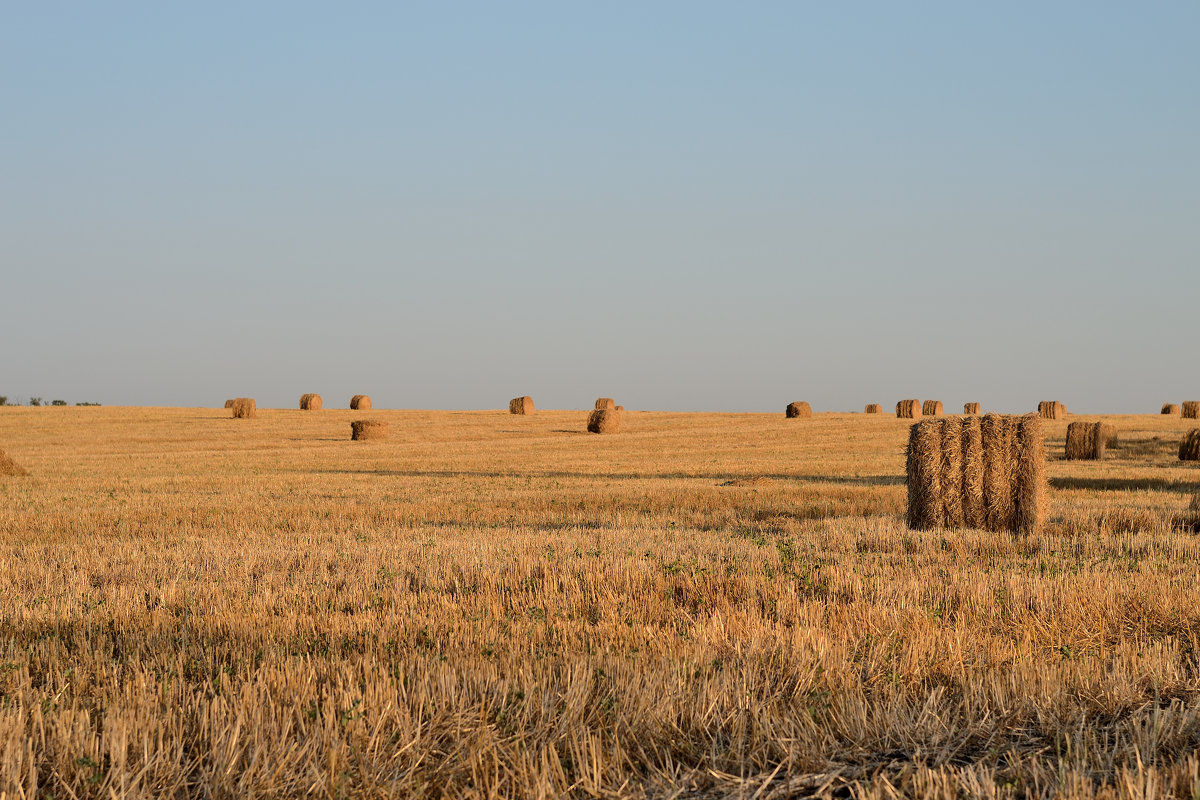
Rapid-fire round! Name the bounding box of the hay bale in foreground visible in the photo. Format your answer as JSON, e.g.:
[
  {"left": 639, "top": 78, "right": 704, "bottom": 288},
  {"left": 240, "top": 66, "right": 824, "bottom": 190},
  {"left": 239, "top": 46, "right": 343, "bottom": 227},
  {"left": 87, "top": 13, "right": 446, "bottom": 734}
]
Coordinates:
[
  {"left": 300, "top": 393, "right": 322, "bottom": 410},
  {"left": 1162, "top": 404, "right": 1179, "bottom": 415},
  {"left": 922, "top": 400, "right": 943, "bottom": 417},
  {"left": 963, "top": 403, "right": 981, "bottom": 415},
  {"left": 223, "top": 399, "right": 235, "bottom": 409},
  {"left": 896, "top": 400, "right": 921, "bottom": 419},
  {"left": 907, "top": 413, "right": 1044, "bottom": 535},
  {"left": 1038, "top": 401, "right": 1067, "bottom": 419},
  {"left": 0, "top": 446, "right": 27, "bottom": 477},
  {"left": 350, "top": 420, "right": 388, "bottom": 441},
  {"left": 230, "top": 398, "right": 256, "bottom": 419},
  {"left": 509, "top": 396, "right": 534, "bottom": 415},
  {"left": 1065, "top": 421, "right": 1109, "bottom": 460},
  {"left": 1180, "top": 429, "right": 1200, "bottom": 461},
  {"left": 595, "top": 398, "right": 616, "bottom": 410},
  {"left": 864, "top": 404, "right": 882, "bottom": 414},
  {"left": 785, "top": 401, "right": 812, "bottom": 419},
  {"left": 587, "top": 409, "right": 620, "bottom": 434},
  {"left": 350, "top": 395, "right": 372, "bottom": 411},
  {"left": 1183, "top": 402, "right": 1200, "bottom": 419}
]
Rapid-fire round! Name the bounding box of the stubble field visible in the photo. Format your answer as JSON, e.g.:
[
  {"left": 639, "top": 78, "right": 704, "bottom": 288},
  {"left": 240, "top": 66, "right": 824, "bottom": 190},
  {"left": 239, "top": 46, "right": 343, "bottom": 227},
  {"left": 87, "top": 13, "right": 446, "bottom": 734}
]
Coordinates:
[{"left": 1, "top": 406, "right": 1199, "bottom": 799}]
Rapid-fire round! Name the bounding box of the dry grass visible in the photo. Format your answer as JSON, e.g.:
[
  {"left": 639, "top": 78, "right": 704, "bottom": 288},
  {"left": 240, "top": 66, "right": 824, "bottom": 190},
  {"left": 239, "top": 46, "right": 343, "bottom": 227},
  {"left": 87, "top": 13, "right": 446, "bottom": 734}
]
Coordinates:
[
  {"left": 0, "top": 445, "right": 26, "bottom": 476},
  {"left": 1, "top": 407, "right": 1200, "bottom": 798}
]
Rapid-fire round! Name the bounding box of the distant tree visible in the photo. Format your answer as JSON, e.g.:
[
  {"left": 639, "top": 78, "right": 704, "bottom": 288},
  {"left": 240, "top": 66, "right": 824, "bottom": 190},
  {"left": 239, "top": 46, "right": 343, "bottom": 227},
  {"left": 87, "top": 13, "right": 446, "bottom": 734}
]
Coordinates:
[
  {"left": 0, "top": 396, "right": 7, "bottom": 406},
  {"left": 75, "top": 402, "right": 101, "bottom": 407},
  {"left": 51, "top": 399, "right": 67, "bottom": 406},
  {"left": 29, "top": 397, "right": 42, "bottom": 406}
]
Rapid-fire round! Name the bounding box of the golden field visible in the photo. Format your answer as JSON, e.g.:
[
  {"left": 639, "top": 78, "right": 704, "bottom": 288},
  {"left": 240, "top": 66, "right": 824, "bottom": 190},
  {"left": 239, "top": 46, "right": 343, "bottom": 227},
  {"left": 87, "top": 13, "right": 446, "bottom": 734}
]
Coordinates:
[{"left": 1, "top": 406, "right": 1199, "bottom": 799}]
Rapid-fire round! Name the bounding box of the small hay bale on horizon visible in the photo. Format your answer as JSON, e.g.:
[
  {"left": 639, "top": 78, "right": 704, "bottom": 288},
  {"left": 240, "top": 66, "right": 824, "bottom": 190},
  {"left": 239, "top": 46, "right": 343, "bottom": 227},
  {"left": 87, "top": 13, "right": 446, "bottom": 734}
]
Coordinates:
[
  {"left": 350, "top": 420, "right": 388, "bottom": 441},
  {"left": 963, "top": 403, "right": 981, "bottom": 415},
  {"left": 1038, "top": 401, "right": 1067, "bottom": 419},
  {"left": 223, "top": 399, "right": 235, "bottom": 409},
  {"left": 230, "top": 398, "right": 256, "bottom": 419},
  {"left": 1065, "top": 421, "right": 1110, "bottom": 460},
  {"left": 864, "top": 404, "right": 882, "bottom": 414},
  {"left": 1183, "top": 402, "right": 1200, "bottom": 419},
  {"left": 615, "top": 405, "right": 625, "bottom": 411},
  {"left": 907, "top": 413, "right": 1044, "bottom": 535},
  {"left": 1180, "top": 429, "right": 1200, "bottom": 461},
  {"left": 922, "top": 400, "right": 943, "bottom": 417},
  {"left": 587, "top": 409, "right": 620, "bottom": 434},
  {"left": 300, "top": 393, "right": 322, "bottom": 411},
  {"left": 0, "top": 446, "right": 27, "bottom": 477},
  {"left": 350, "top": 395, "right": 372, "bottom": 411},
  {"left": 896, "top": 400, "right": 921, "bottom": 419},
  {"left": 785, "top": 401, "right": 812, "bottom": 419},
  {"left": 1162, "top": 404, "right": 1179, "bottom": 415},
  {"left": 509, "top": 396, "right": 534, "bottom": 415},
  {"left": 594, "top": 398, "right": 616, "bottom": 410}
]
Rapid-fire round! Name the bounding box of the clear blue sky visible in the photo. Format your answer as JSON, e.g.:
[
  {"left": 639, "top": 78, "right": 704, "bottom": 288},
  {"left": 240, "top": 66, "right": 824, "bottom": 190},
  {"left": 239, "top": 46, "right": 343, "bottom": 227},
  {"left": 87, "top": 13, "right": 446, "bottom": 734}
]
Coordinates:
[{"left": 2, "top": 4, "right": 1196, "bottom": 412}]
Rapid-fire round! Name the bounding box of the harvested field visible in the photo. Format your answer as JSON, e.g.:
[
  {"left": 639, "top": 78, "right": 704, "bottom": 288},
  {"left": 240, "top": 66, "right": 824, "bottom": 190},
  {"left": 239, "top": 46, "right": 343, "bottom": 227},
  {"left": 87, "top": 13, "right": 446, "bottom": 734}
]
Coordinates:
[{"left": 1, "top": 407, "right": 1199, "bottom": 798}]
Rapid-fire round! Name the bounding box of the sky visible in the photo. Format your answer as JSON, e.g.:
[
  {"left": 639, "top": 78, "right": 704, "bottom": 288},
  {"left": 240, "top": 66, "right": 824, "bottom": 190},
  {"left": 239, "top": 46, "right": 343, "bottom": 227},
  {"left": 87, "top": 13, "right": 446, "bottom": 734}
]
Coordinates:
[{"left": 2, "top": 3, "right": 1196, "bottom": 412}]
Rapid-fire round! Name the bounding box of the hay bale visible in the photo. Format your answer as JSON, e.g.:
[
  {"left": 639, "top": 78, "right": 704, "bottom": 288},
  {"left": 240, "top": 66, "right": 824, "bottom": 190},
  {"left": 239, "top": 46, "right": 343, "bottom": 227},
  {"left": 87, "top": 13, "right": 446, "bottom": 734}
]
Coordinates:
[
  {"left": 230, "top": 398, "right": 256, "bottom": 419},
  {"left": 907, "top": 413, "right": 1044, "bottom": 534},
  {"left": 1183, "top": 402, "right": 1200, "bottom": 419},
  {"left": 615, "top": 405, "right": 625, "bottom": 412},
  {"left": 1180, "top": 429, "right": 1200, "bottom": 461},
  {"left": 223, "top": 399, "right": 235, "bottom": 409},
  {"left": 587, "top": 409, "right": 620, "bottom": 434},
  {"left": 1038, "top": 401, "right": 1067, "bottom": 419},
  {"left": 1162, "top": 404, "right": 1179, "bottom": 415},
  {"left": 595, "top": 398, "right": 616, "bottom": 410},
  {"left": 785, "top": 401, "right": 812, "bottom": 419},
  {"left": 1065, "top": 421, "right": 1108, "bottom": 460},
  {"left": 299, "top": 393, "right": 322, "bottom": 411},
  {"left": 963, "top": 403, "right": 981, "bottom": 415},
  {"left": 509, "top": 396, "right": 534, "bottom": 415},
  {"left": 350, "top": 420, "right": 388, "bottom": 441},
  {"left": 1099, "top": 422, "right": 1118, "bottom": 449},
  {"left": 0, "top": 446, "right": 27, "bottom": 477},
  {"left": 922, "top": 400, "right": 943, "bottom": 417},
  {"left": 896, "top": 399, "right": 921, "bottom": 419},
  {"left": 864, "top": 404, "right": 882, "bottom": 414},
  {"left": 350, "top": 395, "right": 372, "bottom": 411}
]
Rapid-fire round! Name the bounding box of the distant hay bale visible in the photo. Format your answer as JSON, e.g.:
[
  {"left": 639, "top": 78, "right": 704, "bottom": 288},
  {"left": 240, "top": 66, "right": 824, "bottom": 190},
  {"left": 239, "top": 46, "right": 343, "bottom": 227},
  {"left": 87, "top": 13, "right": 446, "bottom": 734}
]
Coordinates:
[
  {"left": 1065, "top": 421, "right": 1109, "bottom": 460},
  {"left": 595, "top": 398, "right": 616, "bottom": 410},
  {"left": 509, "top": 396, "right": 534, "bottom": 415},
  {"left": 350, "top": 395, "right": 372, "bottom": 411},
  {"left": 1162, "top": 404, "right": 1179, "bottom": 415},
  {"left": 1100, "top": 422, "right": 1118, "bottom": 448},
  {"left": 864, "top": 404, "right": 882, "bottom": 414},
  {"left": 230, "top": 398, "right": 256, "bottom": 419},
  {"left": 922, "top": 400, "right": 943, "bottom": 417},
  {"left": 963, "top": 403, "right": 981, "bottom": 415},
  {"left": 1038, "top": 401, "right": 1067, "bottom": 419},
  {"left": 1180, "top": 429, "right": 1200, "bottom": 461},
  {"left": 223, "top": 399, "right": 235, "bottom": 409},
  {"left": 896, "top": 399, "right": 921, "bottom": 419},
  {"left": 907, "top": 413, "right": 1044, "bottom": 535},
  {"left": 1183, "top": 402, "right": 1200, "bottom": 419},
  {"left": 587, "top": 409, "right": 620, "bottom": 434},
  {"left": 350, "top": 420, "right": 388, "bottom": 441},
  {"left": 0, "top": 446, "right": 27, "bottom": 477},
  {"left": 785, "top": 401, "right": 812, "bottom": 419},
  {"left": 299, "top": 393, "right": 322, "bottom": 411},
  {"left": 615, "top": 405, "right": 625, "bottom": 411}
]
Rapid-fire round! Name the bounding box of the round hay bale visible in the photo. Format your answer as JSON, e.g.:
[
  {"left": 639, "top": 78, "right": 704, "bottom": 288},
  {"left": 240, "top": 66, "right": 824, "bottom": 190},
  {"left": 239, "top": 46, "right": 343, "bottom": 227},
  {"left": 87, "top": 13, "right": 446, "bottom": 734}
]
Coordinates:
[
  {"left": 1162, "top": 404, "right": 1179, "bottom": 415},
  {"left": 230, "top": 398, "right": 256, "bottom": 419},
  {"left": 300, "top": 393, "right": 322, "bottom": 411},
  {"left": 223, "top": 399, "right": 235, "bottom": 409},
  {"left": 864, "top": 404, "right": 882, "bottom": 414},
  {"left": 1183, "top": 402, "right": 1200, "bottom": 420},
  {"left": 0, "top": 446, "right": 27, "bottom": 477},
  {"left": 1179, "top": 429, "right": 1200, "bottom": 461},
  {"left": 615, "top": 405, "right": 625, "bottom": 412},
  {"left": 350, "top": 395, "right": 372, "bottom": 411},
  {"left": 587, "top": 409, "right": 620, "bottom": 434},
  {"left": 1038, "top": 401, "right": 1066, "bottom": 420},
  {"left": 350, "top": 420, "right": 388, "bottom": 441},
  {"left": 1065, "top": 421, "right": 1105, "bottom": 460},
  {"left": 963, "top": 403, "right": 981, "bottom": 415},
  {"left": 922, "top": 400, "right": 943, "bottom": 417},
  {"left": 785, "top": 401, "right": 812, "bottom": 419},
  {"left": 896, "top": 399, "right": 921, "bottom": 419},
  {"left": 594, "top": 398, "right": 616, "bottom": 410},
  {"left": 509, "top": 396, "right": 534, "bottom": 415}
]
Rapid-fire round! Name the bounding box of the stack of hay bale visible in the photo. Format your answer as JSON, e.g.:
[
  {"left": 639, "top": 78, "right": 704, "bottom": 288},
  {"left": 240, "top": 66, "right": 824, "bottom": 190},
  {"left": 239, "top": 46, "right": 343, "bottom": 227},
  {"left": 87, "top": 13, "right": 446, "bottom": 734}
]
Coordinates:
[
  {"left": 785, "top": 401, "right": 812, "bottom": 419},
  {"left": 906, "top": 414, "right": 1046, "bottom": 534},
  {"left": 896, "top": 400, "right": 921, "bottom": 419}
]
